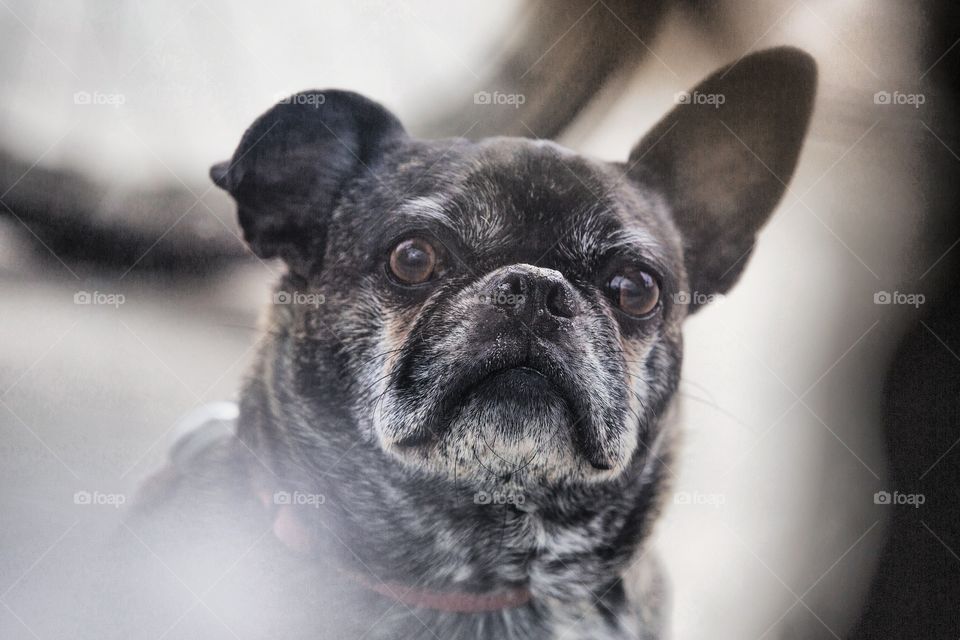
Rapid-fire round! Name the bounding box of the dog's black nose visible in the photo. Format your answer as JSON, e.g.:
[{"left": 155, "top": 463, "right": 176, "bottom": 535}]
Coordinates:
[{"left": 489, "top": 265, "right": 578, "bottom": 321}]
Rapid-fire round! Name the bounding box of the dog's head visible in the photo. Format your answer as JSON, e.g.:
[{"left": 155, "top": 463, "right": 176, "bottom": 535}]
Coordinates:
[{"left": 212, "top": 48, "right": 815, "bottom": 490}]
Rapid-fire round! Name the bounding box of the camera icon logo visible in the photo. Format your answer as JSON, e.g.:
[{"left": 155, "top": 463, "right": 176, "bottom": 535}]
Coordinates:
[
  {"left": 874, "top": 490, "right": 891, "bottom": 505},
  {"left": 673, "top": 291, "right": 691, "bottom": 304},
  {"left": 473, "top": 491, "right": 492, "bottom": 505},
  {"left": 74, "top": 291, "right": 92, "bottom": 304},
  {"left": 273, "top": 490, "right": 291, "bottom": 505},
  {"left": 874, "top": 291, "right": 892, "bottom": 304},
  {"left": 474, "top": 91, "right": 492, "bottom": 105},
  {"left": 273, "top": 291, "right": 292, "bottom": 305},
  {"left": 873, "top": 91, "right": 891, "bottom": 105},
  {"left": 73, "top": 490, "right": 92, "bottom": 505},
  {"left": 674, "top": 91, "right": 691, "bottom": 104}
]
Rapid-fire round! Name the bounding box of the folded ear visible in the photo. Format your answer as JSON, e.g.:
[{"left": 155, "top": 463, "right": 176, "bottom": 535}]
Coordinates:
[
  {"left": 210, "top": 90, "right": 405, "bottom": 275},
  {"left": 627, "top": 47, "right": 816, "bottom": 311}
]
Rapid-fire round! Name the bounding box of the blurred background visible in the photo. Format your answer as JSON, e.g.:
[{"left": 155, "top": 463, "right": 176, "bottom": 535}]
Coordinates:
[{"left": 1, "top": 1, "right": 959, "bottom": 638}]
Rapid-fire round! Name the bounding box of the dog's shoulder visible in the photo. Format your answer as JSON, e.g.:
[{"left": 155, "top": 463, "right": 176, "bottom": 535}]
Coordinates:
[{"left": 130, "top": 406, "right": 257, "bottom": 525}]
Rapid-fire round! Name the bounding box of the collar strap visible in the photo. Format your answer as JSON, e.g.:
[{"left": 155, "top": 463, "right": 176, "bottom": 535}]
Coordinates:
[{"left": 255, "top": 489, "right": 532, "bottom": 613}]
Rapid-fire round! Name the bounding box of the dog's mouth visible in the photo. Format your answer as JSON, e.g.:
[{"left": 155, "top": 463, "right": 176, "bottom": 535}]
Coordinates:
[
  {"left": 457, "top": 348, "right": 571, "bottom": 398},
  {"left": 388, "top": 335, "right": 619, "bottom": 472},
  {"left": 444, "top": 336, "right": 583, "bottom": 416},
  {"left": 475, "top": 365, "right": 554, "bottom": 389}
]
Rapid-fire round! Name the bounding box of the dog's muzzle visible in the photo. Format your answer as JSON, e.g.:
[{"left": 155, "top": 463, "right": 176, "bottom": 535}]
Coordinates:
[{"left": 375, "top": 264, "right": 635, "bottom": 478}]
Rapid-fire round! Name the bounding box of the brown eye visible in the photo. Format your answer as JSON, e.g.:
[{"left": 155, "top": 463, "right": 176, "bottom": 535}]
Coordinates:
[
  {"left": 608, "top": 271, "right": 660, "bottom": 317},
  {"left": 388, "top": 237, "right": 437, "bottom": 285}
]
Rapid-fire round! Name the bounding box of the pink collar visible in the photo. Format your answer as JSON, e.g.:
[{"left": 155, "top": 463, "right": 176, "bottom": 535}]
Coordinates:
[{"left": 256, "top": 489, "right": 532, "bottom": 613}]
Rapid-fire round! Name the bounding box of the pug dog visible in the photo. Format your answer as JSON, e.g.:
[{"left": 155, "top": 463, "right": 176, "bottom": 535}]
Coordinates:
[{"left": 128, "top": 47, "right": 816, "bottom": 640}]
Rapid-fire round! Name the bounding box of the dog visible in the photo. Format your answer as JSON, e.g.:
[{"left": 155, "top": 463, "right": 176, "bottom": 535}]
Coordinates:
[{"left": 126, "top": 47, "right": 816, "bottom": 640}]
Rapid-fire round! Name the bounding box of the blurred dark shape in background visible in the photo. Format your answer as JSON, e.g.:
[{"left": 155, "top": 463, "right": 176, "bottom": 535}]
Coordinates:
[
  {"left": 0, "top": 150, "right": 244, "bottom": 274},
  {"left": 426, "top": 0, "right": 666, "bottom": 139},
  {"left": 849, "top": 1, "right": 960, "bottom": 638}
]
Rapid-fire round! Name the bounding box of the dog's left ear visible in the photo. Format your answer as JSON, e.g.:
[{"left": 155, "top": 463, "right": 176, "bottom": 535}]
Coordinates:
[
  {"left": 627, "top": 47, "right": 817, "bottom": 311},
  {"left": 210, "top": 90, "right": 406, "bottom": 275}
]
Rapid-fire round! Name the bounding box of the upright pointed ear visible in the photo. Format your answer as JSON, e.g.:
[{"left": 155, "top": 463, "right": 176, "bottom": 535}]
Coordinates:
[
  {"left": 210, "top": 90, "right": 406, "bottom": 275},
  {"left": 627, "top": 47, "right": 816, "bottom": 311}
]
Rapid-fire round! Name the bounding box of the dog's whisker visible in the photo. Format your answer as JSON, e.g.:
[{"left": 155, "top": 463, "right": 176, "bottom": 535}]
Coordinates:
[
  {"left": 679, "top": 378, "right": 721, "bottom": 406},
  {"left": 351, "top": 345, "right": 407, "bottom": 369},
  {"left": 354, "top": 370, "right": 396, "bottom": 399},
  {"left": 676, "top": 391, "right": 757, "bottom": 434}
]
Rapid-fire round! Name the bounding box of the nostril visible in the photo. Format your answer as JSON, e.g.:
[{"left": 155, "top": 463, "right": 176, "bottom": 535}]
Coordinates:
[
  {"left": 496, "top": 272, "right": 526, "bottom": 298},
  {"left": 489, "top": 271, "right": 529, "bottom": 313},
  {"left": 545, "top": 281, "right": 576, "bottom": 318}
]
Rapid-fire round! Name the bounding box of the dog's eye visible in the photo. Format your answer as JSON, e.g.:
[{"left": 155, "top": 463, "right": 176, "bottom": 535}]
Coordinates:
[
  {"left": 388, "top": 237, "right": 437, "bottom": 285},
  {"left": 607, "top": 271, "right": 660, "bottom": 317}
]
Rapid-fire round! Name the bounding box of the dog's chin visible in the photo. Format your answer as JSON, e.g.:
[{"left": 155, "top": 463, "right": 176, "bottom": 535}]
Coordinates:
[{"left": 378, "top": 369, "right": 630, "bottom": 485}]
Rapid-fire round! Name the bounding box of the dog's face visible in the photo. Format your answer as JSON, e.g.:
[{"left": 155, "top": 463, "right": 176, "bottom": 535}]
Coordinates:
[
  {"left": 332, "top": 139, "right": 686, "bottom": 484},
  {"left": 212, "top": 48, "right": 816, "bottom": 490}
]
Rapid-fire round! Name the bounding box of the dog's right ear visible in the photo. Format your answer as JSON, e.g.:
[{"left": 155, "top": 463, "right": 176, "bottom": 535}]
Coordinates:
[{"left": 210, "top": 90, "right": 406, "bottom": 275}]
